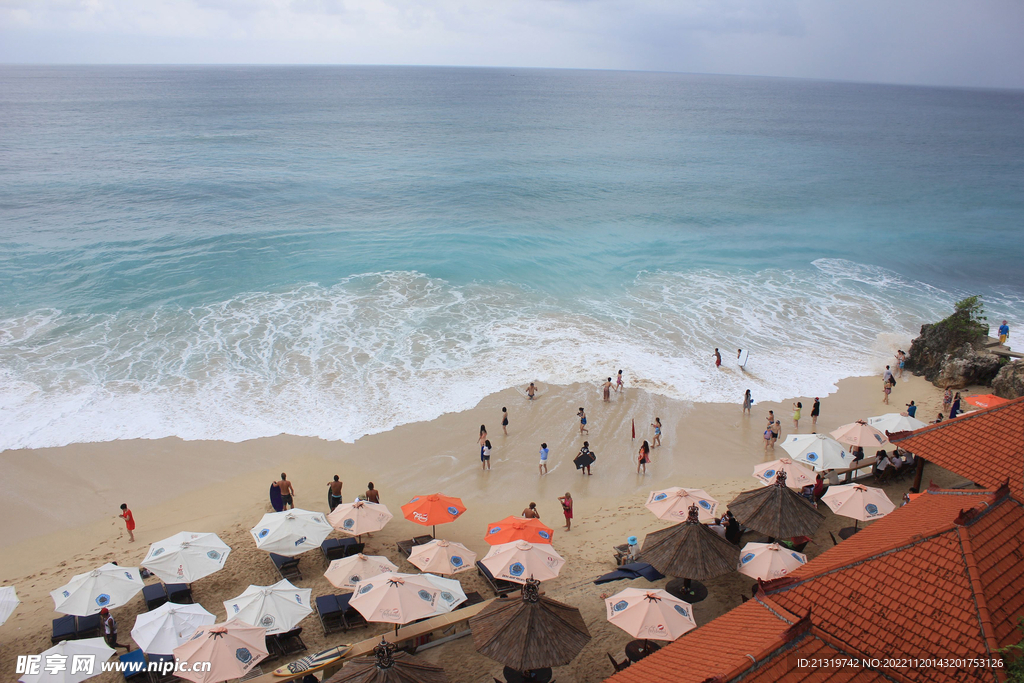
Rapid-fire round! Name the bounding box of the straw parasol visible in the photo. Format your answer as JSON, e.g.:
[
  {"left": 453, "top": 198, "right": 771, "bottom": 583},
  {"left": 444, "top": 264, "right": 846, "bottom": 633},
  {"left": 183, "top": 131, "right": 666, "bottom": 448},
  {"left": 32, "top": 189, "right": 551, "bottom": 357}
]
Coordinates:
[
  {"left": 485, "top": 517, "right": 554, "bottom": 545},
  {"left": 324, "top": 638, "right": 448, "bottom": 683},
  {"left": 470, "top": 579, "right": 591, "bottom": 672},
  {"left": 645, "top": 487, "right": 719, "bottom": 523},
  {"left": 727, "top": 471, "right": 824, "bottom": 539},
  {"left": 640, "top": 505, "right": 739, "bottom": 581}
]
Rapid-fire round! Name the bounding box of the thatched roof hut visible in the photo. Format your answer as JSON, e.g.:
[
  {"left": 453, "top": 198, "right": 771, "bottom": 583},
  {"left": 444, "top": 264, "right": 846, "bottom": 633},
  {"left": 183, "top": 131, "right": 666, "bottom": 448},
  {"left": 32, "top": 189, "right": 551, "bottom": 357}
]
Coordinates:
[
  {"left": 640, "top": 504, "right": 740, "bottom": 580},
  {"left": 324, "top": 640, "right": 448, "bottom": 683},
  {"left": 728, "top": 470, "right": 824, "bottom": 538},
  {"left": 470, "top": 579, "right": 591, "bottom": 672}
]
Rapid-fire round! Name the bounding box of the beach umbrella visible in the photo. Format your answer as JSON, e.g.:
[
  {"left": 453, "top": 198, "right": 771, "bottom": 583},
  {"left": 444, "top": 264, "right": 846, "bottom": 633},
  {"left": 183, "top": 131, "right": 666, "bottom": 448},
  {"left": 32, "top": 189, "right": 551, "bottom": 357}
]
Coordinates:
[
  {"left": 480, "top": 541, "right": 565, "bottom": 585},
  {"left": 401, "top": 494, "right": 466, "bottom": 537},
  {"left": 0, "top": 586, "right": 19, "bottom": 626},
  {"left": 172, "top": 619, "right": 268, "bottom": 683},
  {"left": 470, "top": 578, "right": 591, "bottom": 672},
  {"left": 644, "top": 487, "right": 719, "bottom": 523},
  {"left": 866, "top": 413, "right": 928, "bottom": 436},
  {"left": 830, "top": 420, "right": 889, "bottom": 448},
  {"left": 324, "top": 554, "right": 398, "bottom": 591},
  {"left": 727, "top": 471, "right": 825, "bottom": 539},
  {"left": 50, "top": 563, "right": 144, "bottom": 616},
  {"left": 141, "top": 532, "right": 231, "bottom": 584},
  {"left": 780, "top": 433, "right": 851, "bottom": 471},
  {"left": 249, "top": 509, "right": 331, "bottom": 557},
  {"left": 407, "top": 539, "right": 477, "bottom": 575},
  {"left": 640, "top": 505, "right": 739, "bottom": 583},
  {"left": 17, "top": 638, "right": 115, "bottom": 683},
  {"left": 422, "top": 574, "right": 467, "bottom": 616},
  {"left": 349, "top": 574, "right": 442, "bottom": 627},
  {"left": 327, "top": 500, "right": 394, "bottom": 536},
  {"left": 131, "top": 602, "right": 216, "bottom": 655},
  {"left": 604, "top": 588, "right": 696, "bottom": 642},
  {"left": 820, "top": 484, "right": 895, "bottom": 523},
  {"left": 737, "top": 542, "right": 807, "bottom": 581},
  {"left": 963, "top": 394, "right": 1008, "bottom": 410},
  {"left": 324, "top": 638, "right": 448, "bottom": 683},
  {"left": 752, "top": 458, "right": 816, "bottom": 488},
  {"left": 222, "top": 579, "right": 312, "bottom": 635},
  {"left": 485, "top": 517, "right": 554, "bottom": 545}
]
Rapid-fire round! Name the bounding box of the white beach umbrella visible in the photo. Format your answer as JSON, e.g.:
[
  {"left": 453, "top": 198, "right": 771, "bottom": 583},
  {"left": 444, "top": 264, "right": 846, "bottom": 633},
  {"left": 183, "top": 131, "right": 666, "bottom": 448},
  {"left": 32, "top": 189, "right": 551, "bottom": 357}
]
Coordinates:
[
  {"left": 249, "top": 509, "right": 331, "bottom": 557},
  {"left": 820, "top": 484, "right": 895, "bottom": 523},
  {"left": 50, "top": 563, "right": 144, "bottom": 616},
  {"left": 605, "top": 588, "right": 697, "bottom": 641},
  {"left": 780, "top": 433, "right": 852, "bottom": 471},
  {"left": 407, "top": 539, "right": 477, "bottom": 575},
  {"left": 830, "top": 420, "right": 889, "bottom": 448},
  {"left": 324, "top": 554, "right": 398, "bottom": 590},
  {"left": 349, "top": 573, "right": 441, "bottom": 626},
  {"left": 737, "top": 542, "right": 808, "bottom": 581},
  {"left": 326, "top": 500, "right": 394, "bottom": 536},
  {"left": 480, "top": 540, "right": 565, "bottom": 584},
  {"left": 131, "top": 602, "right": 216, "bottom": 655},
  {"left": 752, "top": 458, "right": 817, "bottom": 489},
  {"left": 422, "top": 574, "right": 468, "bottom": 616},
  {"left": 141, "top": 532, "right": 231, "bottom": 584},
  {"left": 866, "top": 413, "right": 928, "bottom": 436},
  {"left": 17, "top": 638, "right": 115, "bottom": 683},
  {"left": 222, "top": 579, "right": 312, "bottom": 635},
  {"left": 644, "top": 487, "right": 719, "bottom": 524},
  {"left": 0, "top": 586, "right": 19, "bottom": 626}
]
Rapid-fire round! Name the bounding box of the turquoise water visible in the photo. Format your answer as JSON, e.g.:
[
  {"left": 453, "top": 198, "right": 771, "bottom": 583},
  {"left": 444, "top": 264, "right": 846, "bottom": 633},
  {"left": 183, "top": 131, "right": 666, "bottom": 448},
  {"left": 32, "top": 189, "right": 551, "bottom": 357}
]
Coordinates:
[{"left": 1, "top": 66, "right": 1022, "bottom": 449}]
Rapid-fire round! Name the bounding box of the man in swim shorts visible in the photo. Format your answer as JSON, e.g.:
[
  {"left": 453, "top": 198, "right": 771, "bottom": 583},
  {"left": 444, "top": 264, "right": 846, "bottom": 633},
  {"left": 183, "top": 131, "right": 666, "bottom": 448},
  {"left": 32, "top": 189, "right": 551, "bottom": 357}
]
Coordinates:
[
  {"left": 277, "top": 473, "right": 295, "bottom": 509},
  {"left": 328, "top": 476, "right": 343, "bottom": 511},
  {"left": 526, "top": 382, "right": 537, "bottom": 399}
]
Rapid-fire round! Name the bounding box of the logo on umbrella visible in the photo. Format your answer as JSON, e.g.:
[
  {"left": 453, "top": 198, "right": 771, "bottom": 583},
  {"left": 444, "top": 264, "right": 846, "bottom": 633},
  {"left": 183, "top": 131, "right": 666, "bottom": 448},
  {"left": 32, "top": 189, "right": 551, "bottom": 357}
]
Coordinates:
[
  {"left": 232, "top": 604, "right": 240, "bottom": 613},
  {"left": 806, "top": 452, "right": 819, "bottom": 462},
  {"left": 653, "top": 493, "right": 668, "bottom": 501},
  {"left": 124, "top": 571, "right": 133, "bottom": 579},
  {"left": 792, "top": 553, "right": 806, "bottom": 563},
  {"left": 440, "top": 591, "right": 454, "bottom": 603},
  {"left": 343, "top": 519, "right": 355, "bottom": 529},
  {"left": 258, "top": 528, "right": 270, "bottom": 539},
  {"left": 538, "top": 530, "right": 551, "bottom": 540},
  {"left": 350, "top": 575, "right": 361, "bottom": 583},
  {"left": 698, "top": 500, "right": 711, "bottom": 510},
  {"left": 509, "top": 562, "right": 525, "bottom": 577},
  {"left": 294, "top": 594, "right": 303, "bottom": 604},
  {"left": 413, "top": 512, "right": 428, "bottom": 522},
  {"left": 95, "top": 593, "right": 111, "bottom": 607},
  {"left": 207, "top": 550, "right": 221, "bottom": 560},
  {"left": 612, "top": 600, "right": 629, "bottom": 612},
  {"left": 741, "top": 553, "right": 755, "bottom": 564},
  {"left": 235, "top": 648, "right": 253, "bottom": 665},
  {"left": 447, "top": 506, "right": 460, "bottom": 516},
  {"left": 865, "top": 504, "right": 879, "bottom": 515},
  {"left": 409, "top": 497, "right": 420, "bottom": 503},
  {"left": 417, "top": 590, "right": 433, "bottom": 601},
  {"left": 294, "top": 536, "right": 307, "bottom": 547},
  {"left": 674, "top": 605, "right": 690, "bottom": 617},
  {"left": 259, "top": 615, "right": 275, "bottom": 628},
  {"left": 488, "top": 526, "right": 501, "bottom": 534},
  {"left": 152, "top": 548, "right": 166, "bottom": 557},
  {"left": 450, "top": 556, "right": 464, "bottom": 568},
  {"left": 358, "top": 583, "right": 373, "bottom": 594},
  {"left": 62, "top": 590, "right": 69, "bottom": 598},
  {"left": 763, "top": 469, "right": 776, "bottom": 479}
]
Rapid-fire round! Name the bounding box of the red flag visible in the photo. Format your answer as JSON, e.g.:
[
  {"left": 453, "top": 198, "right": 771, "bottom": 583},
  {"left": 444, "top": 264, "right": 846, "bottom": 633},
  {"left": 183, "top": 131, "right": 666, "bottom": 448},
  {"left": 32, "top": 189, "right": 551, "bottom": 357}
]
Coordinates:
[{"left": 631, "top": 419, "right": 635, "bottom": 439}]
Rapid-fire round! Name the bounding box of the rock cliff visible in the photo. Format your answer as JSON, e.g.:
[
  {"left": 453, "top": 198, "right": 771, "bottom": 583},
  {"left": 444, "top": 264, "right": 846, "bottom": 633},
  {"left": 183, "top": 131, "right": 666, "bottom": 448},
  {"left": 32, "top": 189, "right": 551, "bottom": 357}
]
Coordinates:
[
  {"left": 905, "top": 297, "right": 1001, "bottom": 388},
  {"left": 992, "top": 361, "right": 1024, "bottom": 399}
]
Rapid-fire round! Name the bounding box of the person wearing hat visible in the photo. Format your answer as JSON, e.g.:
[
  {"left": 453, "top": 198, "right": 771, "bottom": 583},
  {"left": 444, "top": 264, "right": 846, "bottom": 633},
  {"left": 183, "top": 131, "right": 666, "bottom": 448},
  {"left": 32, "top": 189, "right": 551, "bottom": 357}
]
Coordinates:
[
  {"left": 626, "top": 536, "right": 640, "bottom": 561},
  {"left": 100, "top": 607, "right": 131, "bottom": 651}
]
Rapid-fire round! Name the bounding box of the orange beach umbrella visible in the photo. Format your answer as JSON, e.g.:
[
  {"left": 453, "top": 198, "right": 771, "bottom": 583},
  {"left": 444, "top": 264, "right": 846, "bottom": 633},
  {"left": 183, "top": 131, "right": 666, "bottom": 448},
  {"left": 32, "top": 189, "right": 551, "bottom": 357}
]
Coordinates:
[
  {"left": 485, "top": 516, "right": 555, "bottom": 545},
  {"left": 963, "top": 394, "right": 1008, "bottom": 410},
  {"left": 401, "top": 493, "right": 466, "bottom": 537}
]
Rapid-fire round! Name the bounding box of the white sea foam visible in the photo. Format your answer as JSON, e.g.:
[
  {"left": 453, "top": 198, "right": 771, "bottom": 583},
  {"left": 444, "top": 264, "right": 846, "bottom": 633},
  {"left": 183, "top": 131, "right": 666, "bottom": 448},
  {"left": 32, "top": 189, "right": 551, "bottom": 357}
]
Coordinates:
[{"left": 0, "top": 260, "right": 1015, "bottom": 451}]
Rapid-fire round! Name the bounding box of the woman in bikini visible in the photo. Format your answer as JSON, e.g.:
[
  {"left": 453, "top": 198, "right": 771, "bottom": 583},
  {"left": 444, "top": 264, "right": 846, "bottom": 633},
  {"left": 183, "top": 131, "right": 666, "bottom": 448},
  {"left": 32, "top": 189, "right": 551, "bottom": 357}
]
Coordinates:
[
  {"left": 637, "top": 440, "right": 651, "bottom": 474},
  {"left": 602, "top": 378, "right": 612, "bottom": 402},
  {"left": 651, "top": 418, "right": 662, "bottom": 447},
  {"left": 615, "top": 370, "right": 624, "bottom": 393},
  {"left": 577, "top": 408, "right": 589, "bottom": 435}
]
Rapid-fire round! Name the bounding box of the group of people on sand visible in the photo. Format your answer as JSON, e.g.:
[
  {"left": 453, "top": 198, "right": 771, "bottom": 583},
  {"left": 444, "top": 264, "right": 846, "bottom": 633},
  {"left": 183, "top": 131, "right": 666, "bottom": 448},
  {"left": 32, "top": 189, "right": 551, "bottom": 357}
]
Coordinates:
[{"left": 522, "top": 493, "right": 575, "bottom": 531}]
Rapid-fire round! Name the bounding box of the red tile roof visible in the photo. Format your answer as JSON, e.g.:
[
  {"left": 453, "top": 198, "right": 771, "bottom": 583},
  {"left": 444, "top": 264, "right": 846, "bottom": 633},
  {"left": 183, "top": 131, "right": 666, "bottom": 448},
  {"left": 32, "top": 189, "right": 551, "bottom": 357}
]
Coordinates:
[
  {"left": 889, "top": 396, "right": 1024, "bottom": 499},
  {"left": 605, "top": 488, "right": 1024, "bottom": 683}
]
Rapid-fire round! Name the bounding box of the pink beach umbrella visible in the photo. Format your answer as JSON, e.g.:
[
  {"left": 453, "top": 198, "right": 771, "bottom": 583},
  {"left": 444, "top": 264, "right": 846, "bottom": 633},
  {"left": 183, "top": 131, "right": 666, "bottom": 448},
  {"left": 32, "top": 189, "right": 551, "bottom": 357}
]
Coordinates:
[
  {"left": 737, "top": 542, "right": 808, "bottom": 581},
  {"left": 324, "top": 554, "right": 398, "bottom": 590},
  {"left": 407, "top": 539, "right": 477, "bottom": 575},
  {"left": 327, "top": 500, "right": 394, "bottom": 536},
  {"left": 480, "top": 540, "right": 565, "bottom": 584},
  {"left": 830, "top": 420, "right": 889, "bottom": 448},
  {"left": 605, "top": 588, "right": 697, "bottom": 642},
  {"left": 172, "top": 619, "right": 268, "bottom": 683},
  {"left": 820, "top": 484, "right": 895, "bottom": 523},
  {"left": 349, "top": 574, "right": 442, "bottom": 627},
  {"left": 644, "top": 487, "right": 719, "bottom": 524},
  {"left": 751, "top": 459, "right": 816, "bottom": 489}
]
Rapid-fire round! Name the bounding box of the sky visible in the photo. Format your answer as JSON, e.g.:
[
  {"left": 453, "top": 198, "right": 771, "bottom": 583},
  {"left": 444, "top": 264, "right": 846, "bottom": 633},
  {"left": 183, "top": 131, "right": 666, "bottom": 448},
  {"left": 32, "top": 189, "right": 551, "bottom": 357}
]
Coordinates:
[{"left": 1, "top": 0, "right": 1023, "bottom": 89}]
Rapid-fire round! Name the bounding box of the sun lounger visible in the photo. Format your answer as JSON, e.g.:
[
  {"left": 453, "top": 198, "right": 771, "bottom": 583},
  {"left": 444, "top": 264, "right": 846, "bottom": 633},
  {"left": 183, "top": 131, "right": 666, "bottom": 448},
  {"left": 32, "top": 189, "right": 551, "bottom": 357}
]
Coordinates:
[
  {"left": 76, "top": 613, "right": 103, "bottom": 639},
  {"left": 148, "top": 653, "right": 177, "bottom": 683},
  {"left": 321, "top": 538, "right": 358, "bottom": 562},
  {"left": 397, "top": 536, "right": 435, "bottom": 558},
  {"left": 119, "top": 649, "right": 148, "bottom": 681},
  {"left": 316, "top": 594, "right": 345, "bottom": 635},
  {"left": 455, "top": 591, "right": 484, "bottom": 610},
  {"left": 143, "top": 583, "right": 169, "bottom": 611},
  {"left": 343, "top": 542, "right": 365, "bottom": 558},
  {"left": 593, "top": 562, "right": 665, "bottom": 585},
  {"left": 166, "top": 583, "right": 193, "bottom": 604},
  {"left": 337, "top": 593, "right": 368, "bottom": 630},
  {"left": 275, "top": 627, "right": 308, "bottom": 656},
  {"left": 52, "top": 615, "right": 77, "bottom": 643},
  {"left": 271, "top": 553, "right": 302, "bottom": 581},
  {"left": 476, "top": 561, "right": 520, "bottom": 597}
]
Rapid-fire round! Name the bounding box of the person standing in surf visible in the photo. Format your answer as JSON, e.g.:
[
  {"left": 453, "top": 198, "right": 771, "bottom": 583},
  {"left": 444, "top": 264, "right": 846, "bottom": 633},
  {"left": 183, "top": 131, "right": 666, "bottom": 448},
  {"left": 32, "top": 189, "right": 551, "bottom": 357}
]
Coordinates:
[
  {"left": 602, "top": 377, "right": 612, "bottom": 402},
  {"left": 792, "top": 402, "right": 802, "bottom": 431},
  {"left": 615, "top": 370, "right": 624, "bottom": 393},
  {"left": 714, "top": 348, "right": 722, "bottom": 368},
  {"left": 501, "top": 407, "right": 509, "bottom": 435},
  {"left": 637, "top": 440, "right": 651, "bottom": 474},
  {"left": 651, "top": 417, "right": 662, "bottom": 447},
  {"left": 743, "top": 389, "right": 752, "bottom": 414},
  {"left": 526, "top": 383, "right": 537, "bottom": 400},
  {"left": 811, "top": 397, "right": 820, "bottom": 429},
  {"left": 577, "top": 407, "right": 589, "bottom": 435},
  {"left": 481, "top": 439, "right": 492, "bottom": 470}
]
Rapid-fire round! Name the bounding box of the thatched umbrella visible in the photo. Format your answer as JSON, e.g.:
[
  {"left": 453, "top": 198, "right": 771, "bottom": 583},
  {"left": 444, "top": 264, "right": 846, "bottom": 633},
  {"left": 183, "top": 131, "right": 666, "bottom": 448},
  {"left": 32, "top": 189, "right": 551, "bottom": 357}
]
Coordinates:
[
  {"left": 325, "top": 639, "right": 448, "bottom": 683},
  {"left": 470, "top": 579, "right": 591, "bottom": 673},
  {"left": 728, "top": 471, "right": 824, "bottom": 539},
  {"left": 640, "top": 504, "right": 740, "bottom": 603}
]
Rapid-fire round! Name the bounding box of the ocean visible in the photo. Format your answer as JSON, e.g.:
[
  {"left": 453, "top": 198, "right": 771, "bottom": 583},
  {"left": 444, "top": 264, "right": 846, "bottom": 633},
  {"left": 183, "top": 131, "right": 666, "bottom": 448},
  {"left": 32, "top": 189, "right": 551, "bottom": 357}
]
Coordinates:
[{"left": 1, "top": 65, "right": 1022, "bottom": 451}]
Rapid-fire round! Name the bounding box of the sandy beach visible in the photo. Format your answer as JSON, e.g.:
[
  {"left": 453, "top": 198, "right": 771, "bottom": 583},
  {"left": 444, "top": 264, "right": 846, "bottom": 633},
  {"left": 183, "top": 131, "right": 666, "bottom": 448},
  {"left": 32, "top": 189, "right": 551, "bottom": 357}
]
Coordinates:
[{"left": 0, "top": 372, "right": 977, "bottom": 682}]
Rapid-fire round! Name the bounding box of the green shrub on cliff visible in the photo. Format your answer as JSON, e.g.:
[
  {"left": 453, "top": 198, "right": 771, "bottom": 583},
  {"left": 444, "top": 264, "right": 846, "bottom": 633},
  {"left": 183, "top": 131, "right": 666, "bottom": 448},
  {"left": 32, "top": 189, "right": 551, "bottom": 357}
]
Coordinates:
[{"left": 934, "top": 296, "right": 989, "bottom": 349}]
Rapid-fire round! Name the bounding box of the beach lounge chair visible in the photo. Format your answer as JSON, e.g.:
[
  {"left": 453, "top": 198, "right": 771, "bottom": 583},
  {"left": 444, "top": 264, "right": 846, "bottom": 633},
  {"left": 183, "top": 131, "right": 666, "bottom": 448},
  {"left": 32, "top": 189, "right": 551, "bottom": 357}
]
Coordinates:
[
  {"left": 166, "top": 583, "right": 193, "bottom": 604},
  {"left": 52, "top": 615, "right": 77, "bottom": 643},
  {"left": 275, "top": 627, "right": 308, "bottom": 656},
  {"left": 476, "top": 561, "right": 520, "bottom": 597},
  {"left": 320, "top": 538, "right": 358, "bottom": 562},
  {"left": 148, "top": 654, "right": 178, "bottom": 683},
  {"left": 76, "top": 613, "right": 103, "bottom": 639},
  {"left": 316, "top": 595, "right": 345, "bottom": 635},
  {"left": 143, "top": 583, "right": 169, "bottom": 611},
  {"left": 264, "top": 634, "right": 284, "bottom": 660},
  {"left": 337, "top": 593, "right": 368, "bottom": 630},
  {"left": 593, "top": 562, "right": 665, "bottom": 585},
  {"left": 455, "top": 591, "right": 485, "bottom": 610},
  {"left": 271, "top": 553, "right": 302, "bottom": 581},
  {"left": 343, "top": 542, "right": 365, "bottom": 558},
  {"left": 397, "top": 535, "right": 434, "bottom": 558},
  {"left": 607, "top": 653, "right": 631, "bottom": 672},
  {"left": 119, "top": 649, "right": 149, "bottom": 682}
]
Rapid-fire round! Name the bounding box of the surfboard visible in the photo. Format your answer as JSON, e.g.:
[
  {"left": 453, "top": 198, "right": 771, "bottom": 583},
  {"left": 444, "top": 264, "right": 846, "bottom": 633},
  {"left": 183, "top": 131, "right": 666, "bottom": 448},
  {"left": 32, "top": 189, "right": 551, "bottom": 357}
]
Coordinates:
[
  {"left": 272, "top": 644, "right": 351, "bottom": 677},
  {"left": 270, "top": 483, "right": 284, "bottom": 512},
  {"left": 737, "top": 349, "right": 749, "bottom": 368},
  {"left": 573, "top": 451, "right": 596, "bottom": 470}
]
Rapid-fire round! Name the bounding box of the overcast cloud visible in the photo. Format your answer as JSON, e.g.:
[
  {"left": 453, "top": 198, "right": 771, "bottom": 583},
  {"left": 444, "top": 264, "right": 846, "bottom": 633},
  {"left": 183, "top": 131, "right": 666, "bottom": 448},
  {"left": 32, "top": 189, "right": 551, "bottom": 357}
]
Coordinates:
[{"left": 1, "top": 0, "right": 1022, "bottom": 88}]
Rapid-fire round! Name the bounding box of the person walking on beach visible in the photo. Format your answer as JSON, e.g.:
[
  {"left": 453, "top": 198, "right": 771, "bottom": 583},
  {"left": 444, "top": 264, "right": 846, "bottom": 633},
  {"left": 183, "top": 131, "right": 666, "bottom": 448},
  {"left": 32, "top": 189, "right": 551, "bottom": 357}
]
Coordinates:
[
  {"left": 526, "top": 383, "right": 537, "bottom": 400},
  {"left": 365, "top": 482, "right": 380, "bottom": 503},
  {"left": 742, "top": 390, "right": 752, "bottom": 414},
  {"left": 811, "top": 398, "right": 820, "bottom": 429},
  {"left": 713, "top": 348, "right": 722, "bottom": 368},
  {"left": 602, "top": 378, "right": 613, "bottom": 402},
  {"left": 766, "top": 410, "right": 774, "bottom": 429},
  {"left": 999, "top": 320, "right": 1010, "bottom": 345},
  {"left": 118, "top": 503, "right": 135, "bottom": 543},
  {"left": 100, "top": 607, "right": 131, "bottom": 652},
  {"left": 501, "top": 407, "right": 509, "bottom": 435},
  {"left": 883, "top": 365, "right": 894, "bottom": 385},
  {"left": 792, "top": 402, "right": 802, "bottom": 431},
  {"left": 558, "top": 493, "right": 573, "bottom": 531},
  {"left": 277, "top": 474, "right": 295, "bottom": 509},
  {"left": 577, "top": 441, "right": 594, "bottom": 475},
  {"left": 882, "top": 379, "right": 891, "bottom": 404},
  {"left": 651, "top": 418, "right": 662, "bottom": 447},
  {"left": 895, "top": 350, "right": 906, "bottom": 379},
  {"left": 770, "top": 421, "right": 781, "bottom": 448},
  {"left": 577, "top": 408, "right": 589, "bottom": 435},
  {"left": 637, "top": 440, "right": 651, "bottom": 474},
  {"left": 523, "top": 502, "right": 540, "bottom": 519},
  {"left": 481, "top": 440, "right": 492, "bottom": 471},
  {"left": 328, "top": 476, "right": 343, "bottom": 511},
  {"left": 539, "top": 443, "right": 549, "bottom": 475},
  {"left": 616, "top": 370, "right": 624, "bottom": 393}
]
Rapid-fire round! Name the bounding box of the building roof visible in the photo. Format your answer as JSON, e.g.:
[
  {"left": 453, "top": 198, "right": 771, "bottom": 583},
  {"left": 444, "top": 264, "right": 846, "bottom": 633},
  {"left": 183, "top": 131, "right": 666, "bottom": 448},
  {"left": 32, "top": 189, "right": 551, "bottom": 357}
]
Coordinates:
[
  {"left": 890, "top": 396, "right": 1024, "bottom": 499},
  {"left": 606, "top": 488, "right": 1024, "bottom": 683}
]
